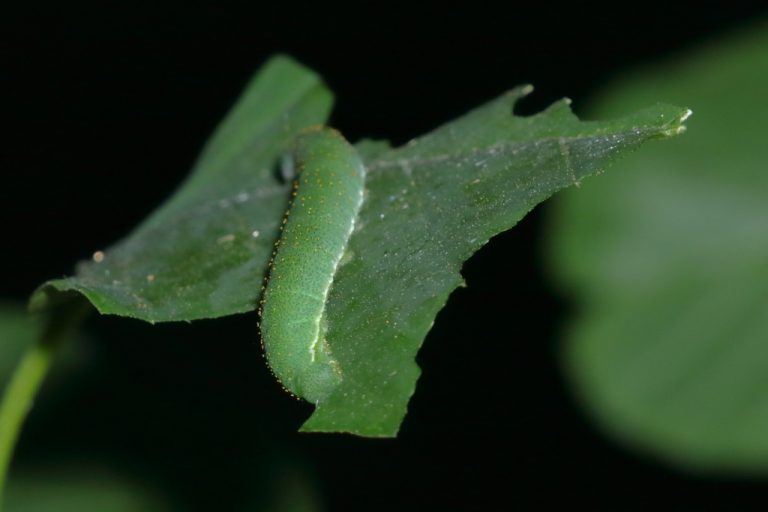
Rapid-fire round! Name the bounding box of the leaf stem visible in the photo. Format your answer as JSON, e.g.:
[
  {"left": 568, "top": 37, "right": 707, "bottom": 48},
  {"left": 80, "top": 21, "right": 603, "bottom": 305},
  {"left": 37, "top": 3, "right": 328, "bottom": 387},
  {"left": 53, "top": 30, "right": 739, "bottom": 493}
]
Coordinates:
[{"left": 0, "top": 297, "right": 89, "bottom": 506}]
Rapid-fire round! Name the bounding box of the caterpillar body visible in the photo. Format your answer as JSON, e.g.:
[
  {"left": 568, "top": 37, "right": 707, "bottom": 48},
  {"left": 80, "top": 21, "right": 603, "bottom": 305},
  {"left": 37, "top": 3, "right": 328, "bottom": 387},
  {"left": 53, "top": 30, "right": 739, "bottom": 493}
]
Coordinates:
[{"left": 259, "top": 126, "right": 366, "bottom": 404}]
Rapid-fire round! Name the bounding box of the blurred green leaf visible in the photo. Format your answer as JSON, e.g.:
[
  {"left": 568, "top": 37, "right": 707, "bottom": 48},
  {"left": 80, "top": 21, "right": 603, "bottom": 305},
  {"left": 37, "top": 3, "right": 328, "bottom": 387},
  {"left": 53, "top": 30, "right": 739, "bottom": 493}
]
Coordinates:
[
  {"left": 548, "top": 23, "right": 768, "bottom": 471},
  {"left": 245, "top": 456, "right": 324, "bottom": 512},
  {"left": 31, "top": 56, "right": 688, "bottom": 436},
  {"left": 4, "top": 467, "right": 172, "bottom": 512}
]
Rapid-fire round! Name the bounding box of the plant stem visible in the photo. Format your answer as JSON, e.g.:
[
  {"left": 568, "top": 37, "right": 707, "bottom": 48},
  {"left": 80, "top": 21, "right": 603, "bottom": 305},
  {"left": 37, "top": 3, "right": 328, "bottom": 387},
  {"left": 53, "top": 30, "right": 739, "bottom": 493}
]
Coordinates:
[{"left": 0, "top": 297, "right": 88, "bottom": 506}]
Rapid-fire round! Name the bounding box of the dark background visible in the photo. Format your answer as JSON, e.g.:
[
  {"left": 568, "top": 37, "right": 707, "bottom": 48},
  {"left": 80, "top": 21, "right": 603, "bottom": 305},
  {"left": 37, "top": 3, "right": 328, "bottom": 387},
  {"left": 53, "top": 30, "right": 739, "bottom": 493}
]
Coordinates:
[{"left": 2, "top": 1, "right": 768, "bottom": 510}]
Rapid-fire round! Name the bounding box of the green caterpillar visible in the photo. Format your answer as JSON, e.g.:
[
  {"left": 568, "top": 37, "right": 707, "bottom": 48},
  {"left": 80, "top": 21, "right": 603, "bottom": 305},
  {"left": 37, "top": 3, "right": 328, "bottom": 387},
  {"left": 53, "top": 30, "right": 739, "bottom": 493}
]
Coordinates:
[{"left": 259, "top": 126, "right": 366, "bottom": 404}]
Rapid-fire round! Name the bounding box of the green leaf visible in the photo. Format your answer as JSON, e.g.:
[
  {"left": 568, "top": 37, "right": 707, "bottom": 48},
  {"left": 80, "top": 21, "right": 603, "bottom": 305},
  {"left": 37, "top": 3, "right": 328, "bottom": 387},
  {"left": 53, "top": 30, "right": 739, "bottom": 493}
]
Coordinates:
[
  {"left": 32, "top": 56, "right": 688, "bottom": 436},
  {"left": 32, "top": 55, "right": 333, "bottom": 321},
  {"left": 547, "top": 23, "right": 768, "bottom": 471},
  {"left": 303, "top": 91, "right": 687, "bottom": 436}
]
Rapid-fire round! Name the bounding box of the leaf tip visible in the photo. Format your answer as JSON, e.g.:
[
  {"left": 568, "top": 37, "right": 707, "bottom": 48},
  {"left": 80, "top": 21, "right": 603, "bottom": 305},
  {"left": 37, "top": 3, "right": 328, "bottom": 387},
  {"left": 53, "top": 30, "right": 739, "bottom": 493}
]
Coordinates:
[
  {"left": 661, "top": 107, "right": 693, "bottom": 137},
  {"left": 505, "top": 84, "right": 535, "bottom": 106}
]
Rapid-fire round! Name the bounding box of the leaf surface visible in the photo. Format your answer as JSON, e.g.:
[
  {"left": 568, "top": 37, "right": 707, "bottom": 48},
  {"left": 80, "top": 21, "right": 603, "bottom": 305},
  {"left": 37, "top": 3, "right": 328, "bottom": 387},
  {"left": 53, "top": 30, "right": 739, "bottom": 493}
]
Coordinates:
[
  {"left": 303, "top": 91, "right": 687, "bottom": 435},
  {"left": 33, "top": 55, "right": 333, "bottom": 321}
]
